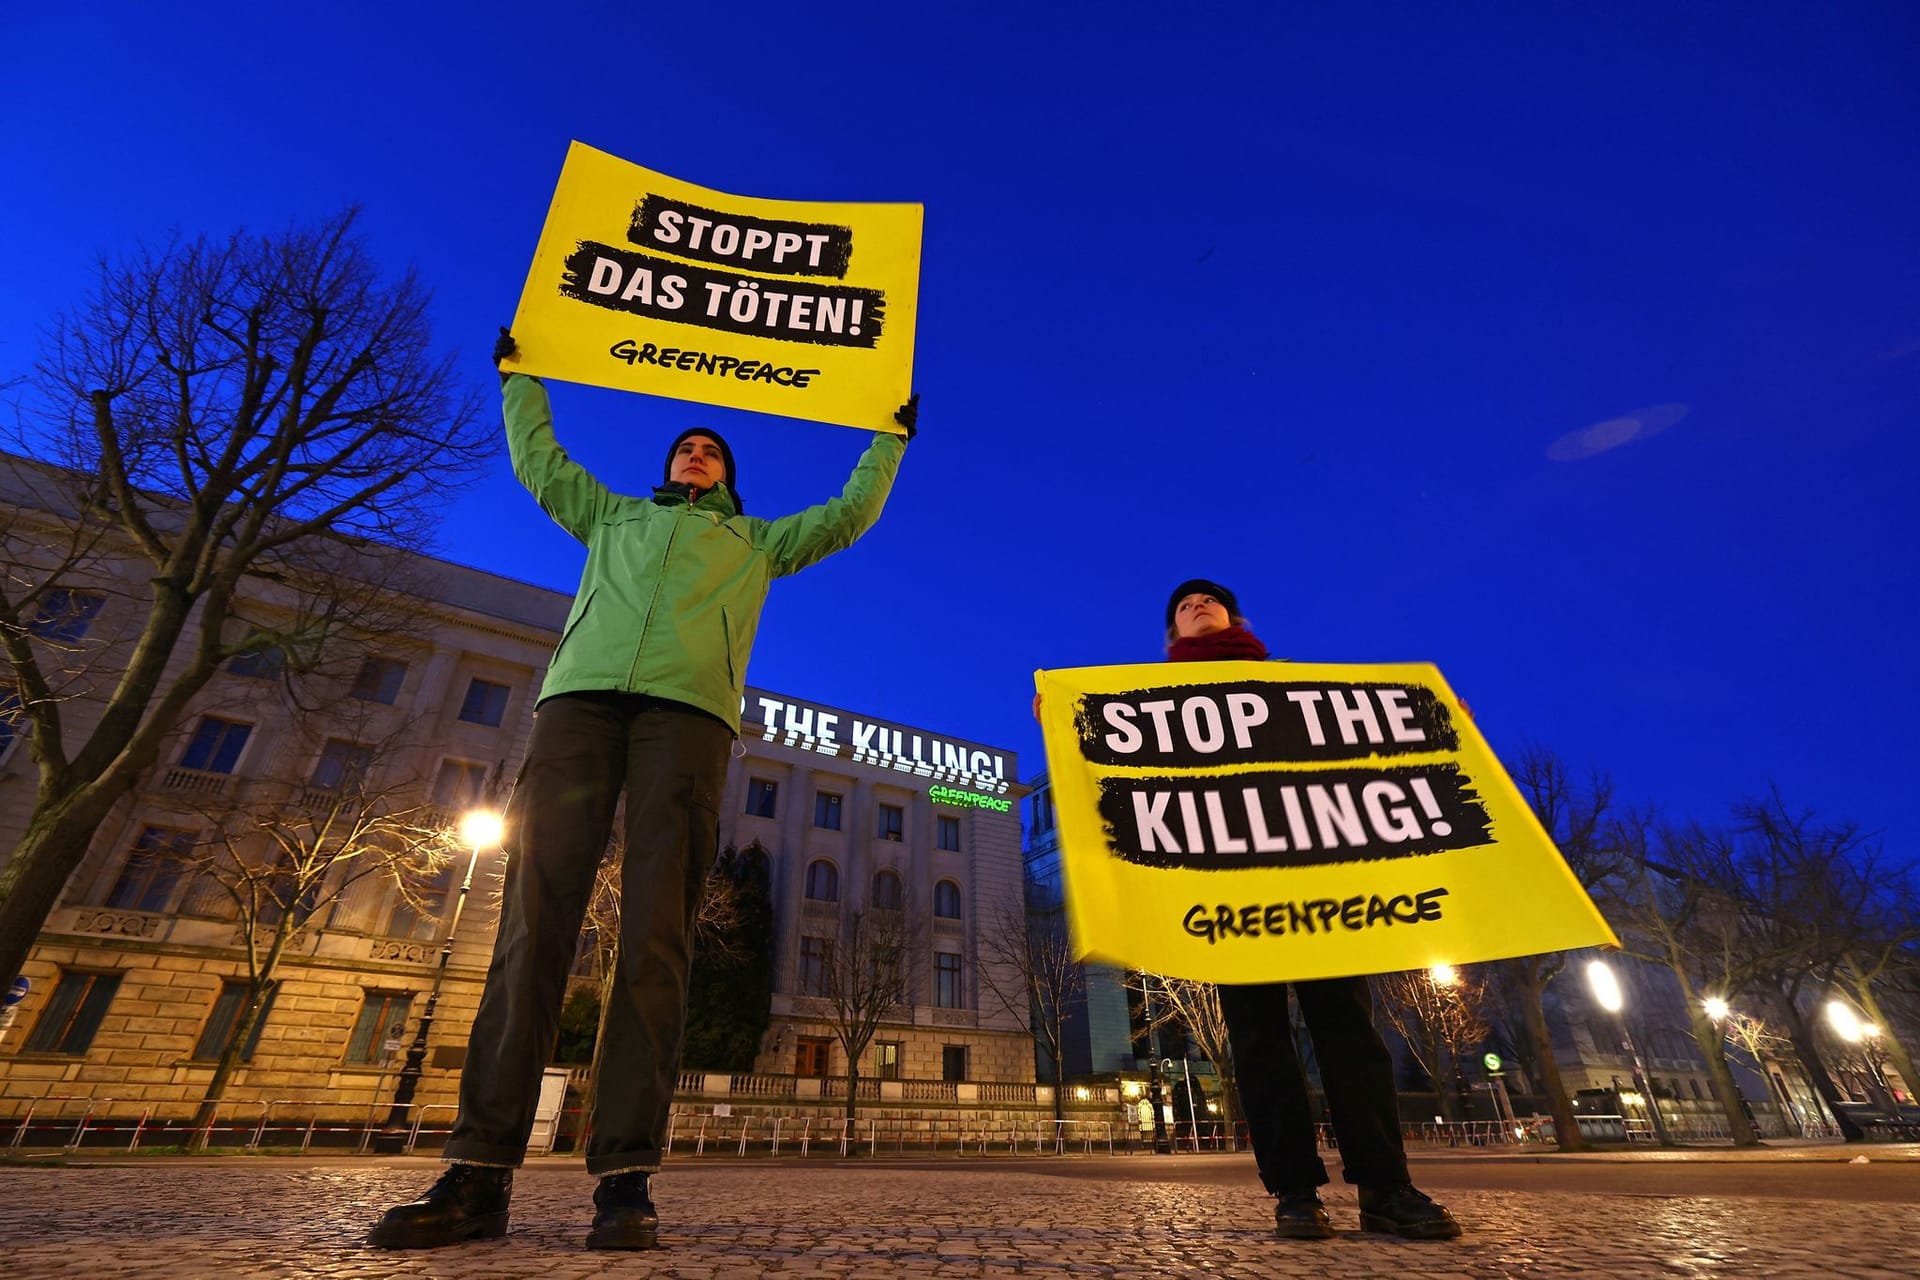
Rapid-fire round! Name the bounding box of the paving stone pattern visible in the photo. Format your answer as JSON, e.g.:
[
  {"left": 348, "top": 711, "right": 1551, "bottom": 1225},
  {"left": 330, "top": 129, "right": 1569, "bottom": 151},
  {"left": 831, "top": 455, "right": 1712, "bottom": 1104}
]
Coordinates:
[{"left": 0, "top": 1159, "right": 1915, "bottom": 1278}]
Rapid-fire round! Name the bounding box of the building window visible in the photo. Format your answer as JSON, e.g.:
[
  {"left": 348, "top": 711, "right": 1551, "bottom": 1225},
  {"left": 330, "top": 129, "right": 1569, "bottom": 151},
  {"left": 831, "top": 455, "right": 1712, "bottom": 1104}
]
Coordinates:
[
  {"left": 745, "top": 777, "right": 778, "bottom": 818},
  {"left": 432, "top": 759, "right": 491, "bottom": 810},
  {"left": 942, "top": 1044, "right": 968, "bottom": 1083},
  {"left": 813, "top": 790, "right": 843, "bottom": 830},
  {"left": 803, "top": 859, "right": 839, "bottom": 902},
  {"left": 876, "top": 803, "right": 903, "bottom": 841},
  {"left": 105, "top": 825, "right": 197, "bottom": 913},
  {"left": 310, "top": 738, "right": 373, "bottom": 793},
  {"left": 799, "top": 936, "right": 834, "bottom": 997},
  {"left": 457, "top": 678, "right": 511, "bottom": 727},
  {"left": 180, "top": 716, "right": 251, "bottom": 773},
  {"left": 871, "top": 869, "right": 903, "bottom": 912},
  {"left": 1029, "top": 786, "right": 1055, "bottom": 838},
  {"left": 227, "top": 645, "right": 285, "bottom": 680},
  {"left": 192, "top": 981, "right": 278, "bottom": 1063},
  {"left": 874, "top": 1040, "right": 903, "bottom": 1081},
  {"left": 934, "top": 951, "right": 964, "bottom": 1009},
  {"left": 349, "top": 657, "right": 408, "bottom": 704},
  {"left": 27, "top": 589, "right": 106, "bottom": 643},
  {"left": 384, "top": 863, "right": 454, "bottom": 941},
  {"left": 22, "top": 971, "right": 122, "bottom": 1056},
  {"left": 871, "top": 943, "right": 903, "bottom": 994},
  {"left": 933, "top": 879, "right": 963, "bottom": 920},
  {"left": 345, "top": 991, "right": 413, "bottom": 1065},
  {"left": 794, "top": 1035, "right": 831, "bottom": 1076},
  {"left": 937, "top": 814, "right": 961, "bottom": 852}
]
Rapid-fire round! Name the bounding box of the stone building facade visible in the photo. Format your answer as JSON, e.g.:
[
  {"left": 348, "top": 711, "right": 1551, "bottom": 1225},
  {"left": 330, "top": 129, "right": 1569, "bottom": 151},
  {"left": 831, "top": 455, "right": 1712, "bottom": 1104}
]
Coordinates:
[
  {"left": 0, "top": 456, "right": 1033, "bottom": 1137},
  {"left": 720, "top": 688, "right": 1032, "bottom": 1087}
]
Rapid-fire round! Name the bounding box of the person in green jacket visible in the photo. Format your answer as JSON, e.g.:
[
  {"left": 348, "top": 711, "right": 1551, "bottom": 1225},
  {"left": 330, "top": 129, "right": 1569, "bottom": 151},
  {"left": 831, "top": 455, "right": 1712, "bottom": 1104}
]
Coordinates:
[{"left": 370, "top": 331, "right": 915, "bottom": 1252}]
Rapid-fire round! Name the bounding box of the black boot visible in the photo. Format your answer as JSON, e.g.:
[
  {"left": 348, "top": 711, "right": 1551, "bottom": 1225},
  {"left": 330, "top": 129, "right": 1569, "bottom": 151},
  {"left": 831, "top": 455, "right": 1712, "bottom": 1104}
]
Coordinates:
[
  {"left": 1273, "top": 1189, "right": 1336, "bottom": 1239},
  {"left": 1356, "top": 1183, "right": 1463, "bottom": 1239},
  {"left": 367, "top": 1163, "right": 512, "bottom": 1249},
  {"left": 587, "top": 1171, "right": 659, "bottom": 1250}
]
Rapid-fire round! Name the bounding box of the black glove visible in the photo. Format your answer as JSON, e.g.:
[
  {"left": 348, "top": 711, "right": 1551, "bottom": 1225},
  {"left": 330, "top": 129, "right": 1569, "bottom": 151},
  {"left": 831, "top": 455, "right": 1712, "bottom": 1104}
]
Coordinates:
[
  {"left": 493, "top": 327, "right": 518, "bottom": 382},
  {"left": 894, "top": 392, "right": 919, "bottom": 441}
]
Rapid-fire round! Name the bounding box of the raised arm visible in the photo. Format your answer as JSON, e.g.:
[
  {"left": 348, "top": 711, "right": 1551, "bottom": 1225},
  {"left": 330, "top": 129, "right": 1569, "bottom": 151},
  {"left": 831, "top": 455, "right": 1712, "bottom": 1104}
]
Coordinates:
[
  {"left": 757, "top": 431, "right": 907, "bottom": 577},
  {"left": 503, "top": 373, "right": 614, "bottom": 542}
]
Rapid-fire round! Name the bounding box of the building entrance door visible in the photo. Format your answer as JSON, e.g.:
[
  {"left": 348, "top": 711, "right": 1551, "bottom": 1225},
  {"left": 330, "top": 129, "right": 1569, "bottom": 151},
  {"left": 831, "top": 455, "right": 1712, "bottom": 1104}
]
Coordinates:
[{"left": 795, "top": 1036, "right": 831, "bottom": 1076}]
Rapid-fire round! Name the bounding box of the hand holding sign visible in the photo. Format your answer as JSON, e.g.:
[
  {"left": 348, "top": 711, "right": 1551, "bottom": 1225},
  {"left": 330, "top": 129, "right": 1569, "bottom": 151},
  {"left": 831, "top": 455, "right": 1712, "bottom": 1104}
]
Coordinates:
[
  {"left": 508, "top": 143, "right": 922, "bottom": 433},
  {"left": 1035, "top": 660, "right": 1616, "bottom": 983}
]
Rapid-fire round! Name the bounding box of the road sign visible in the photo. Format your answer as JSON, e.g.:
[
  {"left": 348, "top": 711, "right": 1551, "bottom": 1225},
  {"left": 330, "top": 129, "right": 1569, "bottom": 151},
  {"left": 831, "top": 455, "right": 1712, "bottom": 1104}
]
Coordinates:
[
  {"left": 4, "top": 976, "right": 28, "bottom": 1007},
  {"left": 1483, "top": 1052, "right": 1503, "bottom": 1072}
]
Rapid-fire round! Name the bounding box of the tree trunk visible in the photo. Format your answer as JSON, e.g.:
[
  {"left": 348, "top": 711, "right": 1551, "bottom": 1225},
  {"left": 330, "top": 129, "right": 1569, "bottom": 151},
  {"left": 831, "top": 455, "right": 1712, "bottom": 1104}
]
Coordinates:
[
  {"left": 1424, "top": 1034, "right": 1458, "bottom": 1123},
  {"left": 0, "top": 794, "right": 129, "bottom": 984},
  {"left": 843, "top": 1063, "right": 861, "bottom": 1126},
  {"left": 188, "top": 982, "right": 277, "bottom": 1149},
  {"left": 1850, "top": 979, "right": 1920, "bottom": 1105},
  {"left": 1688, "top": 1007, "right": 1761, "bottom": 1145},
  {"left": 1775, "top": 994, "right": 1864, "bottom": 1141},
  {"left": 1517, "top": 965, "right": 1591, "bottom": 1151}
]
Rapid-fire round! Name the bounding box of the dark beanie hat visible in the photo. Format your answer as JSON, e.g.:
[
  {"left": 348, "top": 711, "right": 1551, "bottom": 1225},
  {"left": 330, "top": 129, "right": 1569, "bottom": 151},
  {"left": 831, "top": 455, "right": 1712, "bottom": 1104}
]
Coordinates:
[
  {"left": 664, "top": 427, "right": 742, "bottom": 511},
  {"left": 1166, "top": 578, "right": 1239, "bottom": 628}
]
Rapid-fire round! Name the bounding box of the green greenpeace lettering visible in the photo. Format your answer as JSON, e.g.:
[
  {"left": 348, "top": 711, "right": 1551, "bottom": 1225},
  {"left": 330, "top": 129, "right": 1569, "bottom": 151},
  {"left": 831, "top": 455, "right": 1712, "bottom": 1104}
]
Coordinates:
[{"left": 929, "top": 785, "right": 1012, "bottom": 812}]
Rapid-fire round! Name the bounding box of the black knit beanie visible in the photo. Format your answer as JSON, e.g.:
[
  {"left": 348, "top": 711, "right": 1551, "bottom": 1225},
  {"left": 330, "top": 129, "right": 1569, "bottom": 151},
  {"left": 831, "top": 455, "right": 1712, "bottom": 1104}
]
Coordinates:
[
  {"left": 663, "top": 427, "right": 742, "bottom": 511},
  {"left": 1165, "top": 578, "right": 1239, "bottom": 628}
]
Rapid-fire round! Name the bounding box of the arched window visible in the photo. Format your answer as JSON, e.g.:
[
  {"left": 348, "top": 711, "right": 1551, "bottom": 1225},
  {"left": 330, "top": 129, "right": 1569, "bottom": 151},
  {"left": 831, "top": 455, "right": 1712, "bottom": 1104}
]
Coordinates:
[
  {"left": 933, "top": 879, "right": 963, "bottom": 919},
  {"left": 871, "top": 869, "right": 903, "bottom": 911},
  {"left": 804, "top": 859, "right": 840, "bottom": 902}
]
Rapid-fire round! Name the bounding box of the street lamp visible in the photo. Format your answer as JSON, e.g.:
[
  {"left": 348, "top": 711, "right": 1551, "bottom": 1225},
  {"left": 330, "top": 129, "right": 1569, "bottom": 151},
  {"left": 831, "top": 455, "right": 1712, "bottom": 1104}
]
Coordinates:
[
  {"left": 1429, "top": 963, "right": 1458, "bottom": 987},
  {"left": 372, "top": 809, "right": 502, "bottom": 1154},
  {"left": 1703, "top": 996, "right": 1730, "bottom": 1023},
  {"left": 1585, "top": 959, "right": 1673, "bottom": 1146},
  {"left": 1828, "top": 1000, "right": 1895, "bottom": 1105},
  {"left": 1825, "top": 999, "right": 1863, "bottom": 1043}
]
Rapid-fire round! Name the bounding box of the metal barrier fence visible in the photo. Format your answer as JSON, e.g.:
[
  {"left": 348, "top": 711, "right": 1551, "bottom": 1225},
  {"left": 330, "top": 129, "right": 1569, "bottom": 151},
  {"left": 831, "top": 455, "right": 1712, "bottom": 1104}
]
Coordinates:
[
  {"left": 12, "top": 1094, "right": 1843, "bottom": 1157},
  {"left": 2, "top": 1096, "right": 471, "bottom": 1155},
  {"left": 658, "top": 1110, "right": 1121, "bottom": 1157},
  {"left": 1409, "top": 1119, "right": 1549, "bottom": 1147}
]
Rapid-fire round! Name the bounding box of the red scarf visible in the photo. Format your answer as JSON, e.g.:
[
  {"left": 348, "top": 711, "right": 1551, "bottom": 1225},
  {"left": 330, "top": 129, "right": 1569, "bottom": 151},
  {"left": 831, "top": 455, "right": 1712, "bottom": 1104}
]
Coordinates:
[{"left": 1168, "top": 625, "right": 1269, "bottom": 663}]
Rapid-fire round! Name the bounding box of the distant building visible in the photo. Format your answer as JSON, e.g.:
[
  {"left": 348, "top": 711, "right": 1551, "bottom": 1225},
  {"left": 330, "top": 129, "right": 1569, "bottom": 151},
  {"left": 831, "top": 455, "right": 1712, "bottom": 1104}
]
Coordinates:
[
  {"left": 721, "top": 687, "right": 1031, "bottom": 1084},
  {"left": 1022, "top": 772, "right": 1137, "bottom": 1080}
]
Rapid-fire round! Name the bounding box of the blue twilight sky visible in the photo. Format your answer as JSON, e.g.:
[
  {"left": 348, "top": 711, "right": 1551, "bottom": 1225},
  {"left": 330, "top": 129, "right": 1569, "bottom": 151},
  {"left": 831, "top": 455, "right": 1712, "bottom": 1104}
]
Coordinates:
[{"left": 4, "top": 3, "right": 1916, "bottom": 855}]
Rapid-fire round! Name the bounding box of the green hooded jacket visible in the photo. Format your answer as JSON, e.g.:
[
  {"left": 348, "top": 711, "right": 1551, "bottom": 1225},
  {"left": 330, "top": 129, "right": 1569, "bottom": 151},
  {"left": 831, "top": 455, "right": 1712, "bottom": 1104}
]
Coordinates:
[{"left": 504, "top": 375, "right": 906, "bottom": 733}]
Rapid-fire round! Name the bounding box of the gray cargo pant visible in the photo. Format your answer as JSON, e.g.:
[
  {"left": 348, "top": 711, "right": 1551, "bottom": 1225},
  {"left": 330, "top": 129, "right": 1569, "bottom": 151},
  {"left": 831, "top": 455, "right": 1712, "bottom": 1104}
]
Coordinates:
[{"left": 443, "top": 691, "right": 732, "bottom": 1176}]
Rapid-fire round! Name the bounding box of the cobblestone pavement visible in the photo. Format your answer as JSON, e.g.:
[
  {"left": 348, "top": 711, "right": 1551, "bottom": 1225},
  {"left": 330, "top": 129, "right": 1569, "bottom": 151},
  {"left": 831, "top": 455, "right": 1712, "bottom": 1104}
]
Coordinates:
[{"left": 1, "top": 1153, "right": 1917, "bottom": 1278}]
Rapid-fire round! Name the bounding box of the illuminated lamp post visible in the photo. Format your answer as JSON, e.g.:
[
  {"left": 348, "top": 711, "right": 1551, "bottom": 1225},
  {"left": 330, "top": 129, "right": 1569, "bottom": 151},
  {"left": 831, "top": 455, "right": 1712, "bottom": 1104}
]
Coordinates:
[
  {"left": 1586, "top": 959, "right": 1673, "bottom": 1146},
  {"left": 1827, "top": 999, "right": 1895, "bottom": 1108},
  {"left": 372, "top": 809, "right": 503, "bottom": 1154}
]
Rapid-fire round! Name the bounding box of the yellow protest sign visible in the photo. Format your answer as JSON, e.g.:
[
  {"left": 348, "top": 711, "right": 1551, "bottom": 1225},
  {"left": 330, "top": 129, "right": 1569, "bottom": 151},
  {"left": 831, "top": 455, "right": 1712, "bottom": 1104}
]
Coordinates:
[
  {"left": 1036, "top": 661, "right": 1617, "bottom": 983},
  {"left": 506, "top": 142, "right": 922, "bottom": 433}
]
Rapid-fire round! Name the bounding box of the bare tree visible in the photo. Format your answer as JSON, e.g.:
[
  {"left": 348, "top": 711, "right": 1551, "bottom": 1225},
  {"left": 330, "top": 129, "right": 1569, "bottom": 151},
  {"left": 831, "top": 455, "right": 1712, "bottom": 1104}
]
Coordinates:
[
  {"left": 809, "top": 906, "right": 922, "bottom": 1124},
  {"left": 1492, "top": 744, "right": 1622, "bottom": 1150},
  {"left": 1374, "top": 967, "right": 1491, "bottom": 1123},
  {"left": 1728, "top": 789, "right": 1907, "bottom": 1139},
  {"left": 0, "top": 209, "right": 492, "bottom": 985},
  {"left": 1611, "top": 811, "right": 1780, "bottom": 1145},
  {"left": 1786, "top": 827, "right": 1920, "bottom": 1110},
  {"left": 1125, "top": 972, "right": 1238, "bottom": 1135},
  {"left": 975, "top": 889, "right": 1085, "bottom": 1121},
  {"left": 172, "top": 726, "right": 457, "bottom": 1146}
]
